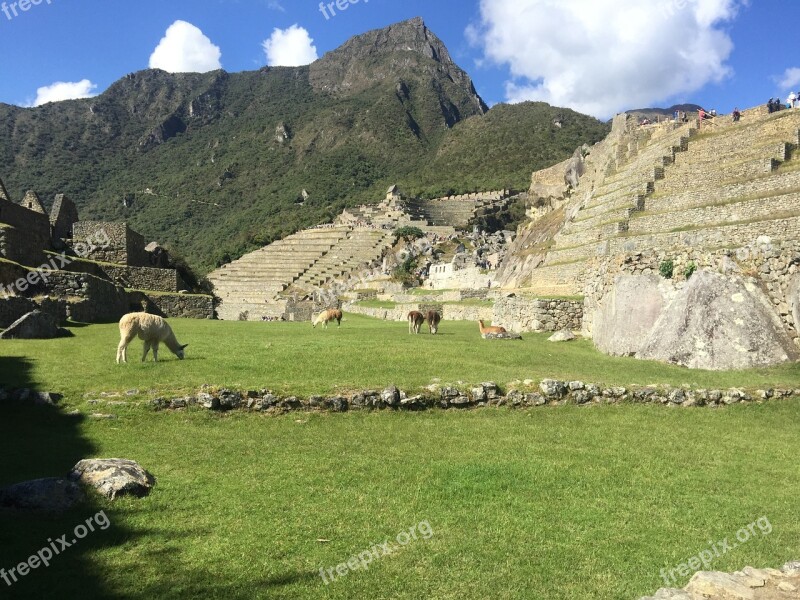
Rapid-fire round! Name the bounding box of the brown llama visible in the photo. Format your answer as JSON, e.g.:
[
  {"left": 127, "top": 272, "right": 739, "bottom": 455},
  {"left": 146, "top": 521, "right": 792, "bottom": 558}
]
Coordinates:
[
  {"left": 426, "top": 310, "right": 441, "bottom": 334},
  {"left": 408, "top": 311, "right": 425, "bottom": 334},
  {"left": 478, "top": 319, "right": 506, "bottom": 335},
  {"left": 313, "top": 308, "right": 343, "bottom": 329}
]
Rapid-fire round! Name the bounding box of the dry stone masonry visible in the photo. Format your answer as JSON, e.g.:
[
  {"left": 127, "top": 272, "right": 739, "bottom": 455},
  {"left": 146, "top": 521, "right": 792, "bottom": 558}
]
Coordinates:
[
  {"left": 496, "top": 104, "right": 800, "bottom": 369},
  {"left": 0, "top": 179, "right": 214, "bottom": 322}
]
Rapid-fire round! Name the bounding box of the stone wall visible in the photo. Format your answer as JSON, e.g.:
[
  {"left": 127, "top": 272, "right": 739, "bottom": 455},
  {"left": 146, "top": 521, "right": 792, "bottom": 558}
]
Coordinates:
[
  {"left": 150, "top": 380, "right": 799, "bottom": 413},
  {"left": 49, "top": 194, "right": 79, "bottom": 242},
  {"left": 21, "top": 271, "right": 129, "bottom": 323},
  {"left": 581, "top": 237, "right": 800, "bottom": 339},
  {"left": 0, "top": 296, "right": 66, "bottom": 328},
  {"left": 493, "top": 297, "right": 583, "bottom": 333},
  {"left": 0, "top": 199, "right": 52, "bottom": 265},
  {"left": 102, "top": 264, "right": 184, "bottom": 292},
  {"left": 345, "top": 302, "right": 493, "bottom": 323},
  {"left": 428, "top": 265, "right": 494, "bottom": 290},
  {"left": 129, "top": 291, "right": 215, "bottom": 319},
  {"left": 72, "top": 222, "right": 149, "bottom": 266}
]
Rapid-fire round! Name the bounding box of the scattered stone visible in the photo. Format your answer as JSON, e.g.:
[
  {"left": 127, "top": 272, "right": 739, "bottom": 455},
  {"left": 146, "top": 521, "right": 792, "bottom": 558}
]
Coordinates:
[
  {"left": 381, "top": 386, "right": 400, "bottom": 407},
  {"left": 639, "top": 561, "right": 800, "bottom": 600},
  {"left": 548, "top": 329, "right": 577, "bottom": 342},
  {"left": 0, "top": 310, "right": 70, "bottom": 339},
  {"left": 482, "top": 332, "right": 523, "bottom": 340},
  {"left": 539, "top": 379, "right": 568, "bottom": 400},
  {"left": 88, "top": 413, "right": 117, "bottom": 420},
  {"left": 0, "top": 478, "right": 83, "bottom": 512},
  {"left": 69, "top": 458, "right": 155, "bottom": 500}
]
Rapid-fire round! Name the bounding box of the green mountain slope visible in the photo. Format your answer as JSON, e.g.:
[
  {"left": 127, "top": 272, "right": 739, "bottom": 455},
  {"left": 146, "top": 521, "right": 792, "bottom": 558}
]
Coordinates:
[{"left": 0, "top": 18, "right": 608, "bottom": 275}]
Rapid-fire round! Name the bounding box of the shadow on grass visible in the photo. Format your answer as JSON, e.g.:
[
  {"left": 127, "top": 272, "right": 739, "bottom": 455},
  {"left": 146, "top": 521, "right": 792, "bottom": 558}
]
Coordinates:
[{"left": 0, "top": 357, "right": 130, "bottom": 599}]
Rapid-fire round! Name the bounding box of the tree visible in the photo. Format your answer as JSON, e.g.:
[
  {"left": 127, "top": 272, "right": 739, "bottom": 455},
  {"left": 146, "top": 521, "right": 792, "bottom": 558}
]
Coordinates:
[{"left": 394, "top": 226, "right": 425, "bottom": 243}]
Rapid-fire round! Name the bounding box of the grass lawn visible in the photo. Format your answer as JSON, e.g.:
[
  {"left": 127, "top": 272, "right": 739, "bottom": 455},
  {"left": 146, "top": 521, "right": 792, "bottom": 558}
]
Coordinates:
[
  {"left": 0, "top": 315, "right": 798, "bottom": 599},
  {"left": 2, "top": 314, "right": 800, "bottom": 399}
]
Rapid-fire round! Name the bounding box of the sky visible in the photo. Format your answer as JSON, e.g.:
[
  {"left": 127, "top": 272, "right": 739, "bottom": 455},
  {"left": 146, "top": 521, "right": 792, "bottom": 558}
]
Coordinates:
[{"left": 1, "top": 0, "right": 799, "bottom": 120}]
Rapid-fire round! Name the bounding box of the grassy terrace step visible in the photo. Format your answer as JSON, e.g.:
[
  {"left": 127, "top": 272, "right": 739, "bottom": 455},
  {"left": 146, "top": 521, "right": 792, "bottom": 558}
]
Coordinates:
[
  {"left": 528, "top": 261, "right": 586, "bottom": 296},
  {"left": 672, "top": 139, "right": 789, "bottom": 170},
  {"left": 686, "top": 110, "right": 800, "bottom": 151},
  {"left": 646, "top": 169, "right": 800, "bottom": 212},
  {"left": 577, "top": 191, "right": 645, "bottom": 222},
  {"left": 566, "top": 206, "right": 637, "bottom": 235},
  {"left": 655, "top": 157, "right": 776, "bottom": 193},
  {"left": 630, "top": 190, "right": 800, "bottom": 234},
  {"left": 554, "top": 222, "right": 623, "bottom": 247},
  {"left": 544, "top": 214, "right": 800, "bottom": 266}
]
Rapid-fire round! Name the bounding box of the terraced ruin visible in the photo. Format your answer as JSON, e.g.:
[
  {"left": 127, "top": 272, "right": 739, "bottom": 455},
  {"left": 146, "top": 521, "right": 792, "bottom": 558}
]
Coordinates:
[
  {"left": 505, "top": 106, "right": 800, "bottom": 297},
  {"left": 494, "top": 105, "right": 800, "bottom": 370},
  {"left": 208, "top": 187, "right": 512, "bottom": 320}
]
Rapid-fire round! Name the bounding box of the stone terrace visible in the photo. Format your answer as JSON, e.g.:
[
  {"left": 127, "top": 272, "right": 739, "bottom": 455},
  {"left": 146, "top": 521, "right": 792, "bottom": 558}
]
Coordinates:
[
  {"left": 404, "top": 191, "right": 513, "bottom": 228},
  {"left": 208, "top": 227, "right": 395, "bottom": 320},
  {"left": 527, "top": 106, "right": 800, "bottom": 295}
]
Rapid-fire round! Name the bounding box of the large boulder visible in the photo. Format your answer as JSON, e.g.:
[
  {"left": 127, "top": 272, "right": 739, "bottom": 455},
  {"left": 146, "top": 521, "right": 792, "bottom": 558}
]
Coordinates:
[
  {"left": 0, "top": 310, "right": 69, "bottom": 339},
  {"left": 636, "top": 270, "right": 798, "bottom": 370},
  {"left": 592, "top": 273, "right": 675, "bottom": 356},
  {"left": 69, "top": 459, "right": 155, "bottom": 500},
  {"left": 0, "top": 478, "right": 83, "bottom": 512}
]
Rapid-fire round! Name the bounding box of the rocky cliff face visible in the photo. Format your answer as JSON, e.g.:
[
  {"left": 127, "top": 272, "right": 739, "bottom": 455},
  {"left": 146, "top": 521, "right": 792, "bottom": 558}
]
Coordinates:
[{"left": 310, "top": 16, "right": 487, "bottom": 115}]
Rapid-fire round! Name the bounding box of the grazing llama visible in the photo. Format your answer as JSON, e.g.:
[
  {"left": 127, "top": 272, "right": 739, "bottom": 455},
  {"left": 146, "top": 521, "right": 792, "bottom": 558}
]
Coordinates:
[
  {"left": 426, "top": 310, "right": 441, "bottom": 335},
  {"left": 408, "top": 311, "right": 425, "bottom": 334},
  {"left": 116, "top": 312, "right": 188, "bottom": 363},
  {"left": 478, "top": 319, "right": 506, "bottom": 335},
  {"left": 313, "top": 308, "right": 342, "bottom": 329}
]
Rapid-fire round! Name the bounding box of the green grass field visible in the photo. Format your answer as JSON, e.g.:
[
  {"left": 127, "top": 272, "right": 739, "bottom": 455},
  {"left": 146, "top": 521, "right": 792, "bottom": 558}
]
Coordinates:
[{"left": 0, "top": 315, "right": 798, "bottom": 599}]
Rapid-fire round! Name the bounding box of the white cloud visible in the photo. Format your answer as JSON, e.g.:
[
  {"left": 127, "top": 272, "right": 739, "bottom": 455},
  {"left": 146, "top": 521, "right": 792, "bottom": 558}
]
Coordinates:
[
  {"left": 267, "top": 1, "right": 286, "bottom": 12},
  {"left": 470, "top": 0, "right": 748, "bottom": 118},
  {"left": 262, "top": 25, "right": 318, "bottom": 67},
  {"left": 32, "top": 80, "right": 98, "bottom": 107},
  {"left": 777, "top": 67, "right": 800, "bottom": 91},
  {"left": 149, "top": 20, "right": 222, "bottom": 73}
]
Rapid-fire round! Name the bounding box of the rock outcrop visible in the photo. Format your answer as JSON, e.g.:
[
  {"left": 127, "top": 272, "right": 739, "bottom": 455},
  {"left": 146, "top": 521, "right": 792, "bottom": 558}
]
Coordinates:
[
  {"left": 0, "top": 478, "right": 83, "bottom": 512},
  {"left": 592, "top": 273, "right": 675, "bottom": 356},
  {"left": 0, "top": 310, "right": 69, "bottom": 339},
  {"left": 636, "top": 270, "right": 798, "bottom": 370}
]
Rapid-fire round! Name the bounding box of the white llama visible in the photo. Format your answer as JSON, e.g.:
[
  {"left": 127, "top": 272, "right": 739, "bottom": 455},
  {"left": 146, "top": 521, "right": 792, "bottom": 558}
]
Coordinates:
[{"left": 116, "top": 312, "right": 188, "bottom": 363}]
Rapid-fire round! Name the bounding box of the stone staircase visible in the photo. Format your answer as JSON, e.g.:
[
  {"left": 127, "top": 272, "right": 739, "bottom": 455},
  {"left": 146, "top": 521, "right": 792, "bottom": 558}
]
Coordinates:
[
  {"left": 289, "top": 229, "right": 393, "bottom": 292},
  {"left": 208, "top": 228, "right": 349, "bottom": 320},
  {"left": 208, "top": 227, "right": 395, "bottom": 320},
  {"left": 525, "top": 106, "right": 800, "bottom": 296}
]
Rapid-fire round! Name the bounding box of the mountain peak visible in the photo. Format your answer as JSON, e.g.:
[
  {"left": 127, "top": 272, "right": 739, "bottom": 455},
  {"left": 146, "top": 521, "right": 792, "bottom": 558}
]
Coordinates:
[{"left": 309, "top": 17, "right": 487, "bottom": 113}]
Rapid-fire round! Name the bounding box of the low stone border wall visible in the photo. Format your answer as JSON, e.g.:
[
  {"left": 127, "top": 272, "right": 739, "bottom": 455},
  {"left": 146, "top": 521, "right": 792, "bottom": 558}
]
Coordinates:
[
  {"left": 149, "top": 380, "right": 799, "bottom": 413},
  {"left": 345, "top": 303, "right": 494, "bottom": 323}
]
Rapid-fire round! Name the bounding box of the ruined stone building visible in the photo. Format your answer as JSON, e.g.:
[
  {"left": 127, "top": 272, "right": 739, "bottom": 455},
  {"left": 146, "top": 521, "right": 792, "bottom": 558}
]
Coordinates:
[{"left": 0, "top": 180, "right": 214, "bottom": 326}]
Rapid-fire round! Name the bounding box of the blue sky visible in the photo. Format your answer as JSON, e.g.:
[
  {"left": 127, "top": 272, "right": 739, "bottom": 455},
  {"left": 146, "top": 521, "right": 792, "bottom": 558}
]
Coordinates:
[{"left": 0, "top": 1, "right": 798, "bottom": 119}]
